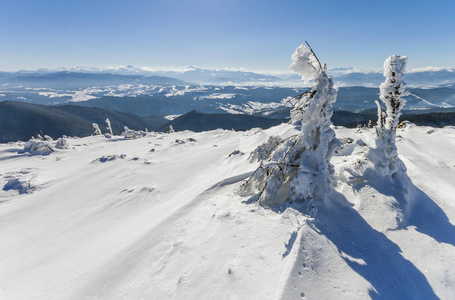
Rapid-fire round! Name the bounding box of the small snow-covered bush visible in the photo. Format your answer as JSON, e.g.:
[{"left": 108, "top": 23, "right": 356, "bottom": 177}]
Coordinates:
[
  {"left": 23, "top": 136, "right": 71, "bottom": 154},
  {"left": 122, "top": 126, "right": 147, "bottom": 139},
  {"left": 24, "top": 140, "right": 54, "bottom": 155},
  {"left": 55, "top": 137, "right": 70, "bottom": 149}
]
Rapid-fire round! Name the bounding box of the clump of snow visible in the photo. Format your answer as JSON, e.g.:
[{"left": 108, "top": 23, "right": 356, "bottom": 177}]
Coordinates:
[
  {"left": 92, "top": 154, "right": 127, "bottom": 163},
  {"left": 55, "top": 137, "right": 70, "bottom": 149},
  {"left": 105, "top": 118, "right": 113, "bottom": 135},
  {"left": 122, "top": 126, "right": 147, "bottom": 139},
  {"left": 24, "top": 140, "right": 54, "bottom": 155},
  {"left": 249, "top": 135, "right": 283, "bottom": 162},
  {"left": 92, "top": 123, "right": 102, "bottom": 135},
  {"left": 289, "top": 43, "right": 321, "bottom": 81}
]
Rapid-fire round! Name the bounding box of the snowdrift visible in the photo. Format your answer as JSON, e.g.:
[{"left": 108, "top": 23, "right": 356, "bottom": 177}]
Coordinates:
[{"left": 0, "top": 124, "right": 454, "bottom": 299}]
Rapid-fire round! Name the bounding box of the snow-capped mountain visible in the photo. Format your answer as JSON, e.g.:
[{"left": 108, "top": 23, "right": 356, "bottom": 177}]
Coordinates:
[
  {"left": 275, "top": 67, "right": 455, "bottom": 88},
  {"left": 2, "top": 65, "right": 455, "bottom": 90},
  {"left": 6, "top": 65, "right": 455, "bottom": 87},
  {"left": 5, "top": 66, "right": 281, "bottom": 85},
  {"left": 330, "top": 68, "right": 455, "bottom": 87}
]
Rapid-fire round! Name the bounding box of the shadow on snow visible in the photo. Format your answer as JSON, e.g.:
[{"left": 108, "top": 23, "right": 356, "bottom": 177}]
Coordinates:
[{"left": 241, "top": 167, "right": 453, "bottom": 299}]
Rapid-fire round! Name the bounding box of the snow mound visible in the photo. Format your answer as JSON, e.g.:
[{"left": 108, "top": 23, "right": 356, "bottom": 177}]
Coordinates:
[
  {"left": 1, "top": 169, "right": 36, "bottom": 196},
  {"left": 92, "top": 154, "right": 127, "bottom": 163},
  {"left": 122, "top": 126, "right": 148, "bottom": 139},
  {"left": 24, "top": 140, "right": 53, "bottom": 155}
]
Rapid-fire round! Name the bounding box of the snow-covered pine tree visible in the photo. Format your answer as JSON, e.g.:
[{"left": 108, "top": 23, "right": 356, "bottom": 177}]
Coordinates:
[
  {"left": 105, "top": 118, "right": 113, "bottom": 135},
  {"left": 242, "top": 42, "right": 340, "bottom": 214},
  {"left": 374, "top": 55, "right": 408, "bottom": 178},
  {"left": 92, "top": 123, "right": 102, "bottom": 135}
]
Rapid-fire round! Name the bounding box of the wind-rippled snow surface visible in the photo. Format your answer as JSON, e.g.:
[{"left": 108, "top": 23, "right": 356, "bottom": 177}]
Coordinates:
[{"left": 1, "top": 124, "right": 454, "bottom": 299}]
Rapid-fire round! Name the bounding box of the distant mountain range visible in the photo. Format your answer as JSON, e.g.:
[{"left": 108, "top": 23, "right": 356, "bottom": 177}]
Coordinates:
[
  {"left": 2, "top": 83, "right": 455, "bottom": 120},
  {"left": 68, "top": 85, "right": 455, "bottom": 118},
  {"left": 159, "top": 110, "right": 287, "bottom": 132},
  {"left": 1, "top": 66, "right": 455, "bottom": 140},
  {"left": 331, "top": 68, "right": 455, "bottom": 87},
  {"left": 0, "top": 101, "right": 165, "bottom": 143},
  {"left": 2, "top": 65, "right": 455, "bottom": 86},
  {"left": 0, "top": 71, "right": 184, "bottom": 89},
  {"left": 2, "top": 101, "right": 455, "bottom": 143}
]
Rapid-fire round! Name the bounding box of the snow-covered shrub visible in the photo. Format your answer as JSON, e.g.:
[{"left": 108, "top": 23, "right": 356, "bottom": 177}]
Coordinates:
[
  {"left": 371, "top": 55, "right": 408, "bottom": 178},
  {"left": 24, "top": 140, "right": 53, "bottom": 155},
  {"left": 92, "top": 123, "right": 102, "bottom": 135},
  {"left": 105, "top": 118, "right": 113, "bottom": 135},
  {"left": 122, "top": 126, "right": 147, "bottom": 139},
  {"left": 242, "top": 42, "right": 340, "bottom": 214},
  {"left": 167, "top": 125, "right": 175, "bottom": 133},
  {"left": 249, "top": 135, "right": 284, "bottom": 162},
  {"left": 55, "top": 137, "right": 70, "bottom": 149}
]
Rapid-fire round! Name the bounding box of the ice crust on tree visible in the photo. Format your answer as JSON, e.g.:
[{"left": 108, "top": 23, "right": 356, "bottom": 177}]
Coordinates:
[
  {"left": 55, "top": 137, "right": 70, "bottom": 149},
  {"left": 24, "top": 140, "right": 54, "bottom": 155},
  {"left": 122, "top": 126, "right": 147, "bottom": 139},
  {"left": 105, "top": 118, "right": 113, "bottom": 135},
  {"left": 249, "top": 135, "right": 283, "bottom": 162},
  {"left": 371, "top": 55, "right": 408, "bottom": 178},
  {"left": 92, "top": 123, "right": 102, "bottom": 135},
  {"left": 242, "top": 42, "right": 340, "bottom": 213},
  {"left": 289, "top": 44, "right": 321, "bottom": 81},
  {"left": 379, "top": 55, "right": 408, "bottom": 138}
]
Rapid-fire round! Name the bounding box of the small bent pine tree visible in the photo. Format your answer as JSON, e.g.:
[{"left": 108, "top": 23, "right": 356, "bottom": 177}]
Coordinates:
[
  {"left": 374, "top": 55, "right": 408, "bottom": 178},
  {"left": 92, "top": 123, "right": 102, "bottom": 135},
  {"left": 105, "top": 118, "right": 113, "bottom": 135},
  {"left": 242, "top": 42, "right": 340, "bottom": 215}
]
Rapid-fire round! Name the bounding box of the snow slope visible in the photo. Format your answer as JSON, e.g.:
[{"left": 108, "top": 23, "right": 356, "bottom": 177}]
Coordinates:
[{"left": 0, "top": 124, "right": 454, "bottom": 299}]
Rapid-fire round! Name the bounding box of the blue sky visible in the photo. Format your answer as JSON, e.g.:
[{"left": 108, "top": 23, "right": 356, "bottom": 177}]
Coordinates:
[{"left": 1, "top": 0, "right": 454, "bottom": 72}]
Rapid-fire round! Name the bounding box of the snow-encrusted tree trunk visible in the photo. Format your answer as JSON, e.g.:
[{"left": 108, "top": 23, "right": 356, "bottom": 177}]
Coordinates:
[
  {"left": 242, "top": 42, "right": 340, "bottom": 214},
  {"left": 105, "top": 118, "right": 113, "bottom": 135},
  {"left": 92, "top": 123, "right": 102, "bottom": 135},
  {"left": 374, "top": 55, "right": 408, "bottom": 178}
]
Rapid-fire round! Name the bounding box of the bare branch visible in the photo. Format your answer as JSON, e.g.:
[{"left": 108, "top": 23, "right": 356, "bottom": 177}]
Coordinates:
[{"left": 305, "top": 41, "right": 323, "bottom": 71}]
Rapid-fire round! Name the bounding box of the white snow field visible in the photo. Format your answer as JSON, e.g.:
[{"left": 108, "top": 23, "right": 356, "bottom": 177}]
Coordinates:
[{"left": 0, "top": 124, "right": 454, "bottom": 299}]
